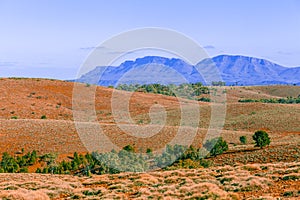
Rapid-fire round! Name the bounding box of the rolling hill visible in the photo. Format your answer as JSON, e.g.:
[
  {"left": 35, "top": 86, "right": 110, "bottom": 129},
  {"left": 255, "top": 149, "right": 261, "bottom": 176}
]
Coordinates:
[
  {"left": 0, "top": 78, "right": 299, "bottom": 199},
  {"left": 0, "top": 78, "right": 299, "bottom": 155}
]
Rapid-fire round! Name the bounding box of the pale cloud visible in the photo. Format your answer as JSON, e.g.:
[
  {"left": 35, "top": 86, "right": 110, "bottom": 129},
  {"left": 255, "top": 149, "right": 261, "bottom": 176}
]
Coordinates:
[
  {"left": 0, "top": 61, "right": 18, "bottom": 67},
  {"left": 203, "top": 45, "right": 216, "bottom": 50},
  {"left": 276, "top": 51, "right": 293, "bottom": 56}
]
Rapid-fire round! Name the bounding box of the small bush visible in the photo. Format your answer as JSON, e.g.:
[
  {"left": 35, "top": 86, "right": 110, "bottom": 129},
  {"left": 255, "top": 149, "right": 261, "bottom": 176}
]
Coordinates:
[
  {"left": 41, "top": 115, "right": 47, "bottom": 119},
  {"left": 238, "top": 99, "right": 259, "bottom": 103},
  {"left": 283, "top": 191, "right": 294, "bottom": 197},
  {"left": 219, "top": 177, "right": 233, "bottom": 184},
  {"left": 20, "top": 167, "right": 28, "bottom": 173},
  {"left": 167, "top": 159, "right": 202, "bottom": 169},
  {"left": 198, "top": 97, "right": 211, "bottom": 102},
  {"left": 239, "top": 97, "right": 300, "bottom": 104},
  {"left": 82, "top": 190, "right": 102, "bottom": 196},
  {"left": 36, "top": 168, "right": 42, "bottom": 173},
  {"left": 123, "top": 145, "right": 135, "bottom": 152},
  {"left": 199, "top": 159, "right": 213, "bottom": 168},
  {"left": 204, "top": 137, "right": 228, "bottom": 157},
  {"left": 283, "top": 175, "right": 299, "bottom": 181},
  {"left": 240, "top": 136, "right": 247, "bottom": 144}
]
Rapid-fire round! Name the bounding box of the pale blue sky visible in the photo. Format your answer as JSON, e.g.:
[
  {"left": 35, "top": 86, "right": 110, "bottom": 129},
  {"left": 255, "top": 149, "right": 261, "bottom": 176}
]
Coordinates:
[{"left": 1, "top": 0, "right": 300, "bottom": 79}]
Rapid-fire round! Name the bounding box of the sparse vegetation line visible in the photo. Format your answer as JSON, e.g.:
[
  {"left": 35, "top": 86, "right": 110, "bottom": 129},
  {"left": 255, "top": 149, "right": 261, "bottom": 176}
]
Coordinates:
[
  {"left": 238, "top": 95, "right": 300, "bottom": 104},
  {"left": 115, "top": 82, "right": 211, "bottom": 101}
]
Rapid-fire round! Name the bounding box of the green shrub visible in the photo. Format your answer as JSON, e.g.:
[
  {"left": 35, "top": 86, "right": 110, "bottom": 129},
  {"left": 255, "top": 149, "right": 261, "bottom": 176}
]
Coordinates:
[
  {"left": 0, "top": 145, "right": 217, "bottom": 176},
  {"left": 146, "top": 148, "right": 153, "bottom": 154},
  {"left": 238, "top": 99, "right": 259, "bottom": 103},
  {"left": 20, "top": 167, "right": 28, "bottom": 173},
  {"left": 36, "top": 168, "right": 42, "bottom": 173},
  {"left": 123, "top": 145, "right": 135, "bottom": 152},
  {"left": 283, "top": 191, "right": 294, "bottom": 197},
  {"left": 240, "top": 136, "right": 247, "bottom": 144},
  {"left": 0, "top": 152, "right": 19, "bottom": 173},
  {"left": 253, "top": 130, "right": 270, "bottom": 148},
  {"left": 199, "top": 159, "right": 213, "bottom": 168},
  {"left": 82, "top": 190, "right": 102, "bottom": 196},
  {"left": 204, "top": 137, "right": 228, "bottom": 157},
  {"left": 198, "top": 97, "right": 211, "bottom": 102},
  {"left": 283, "top": 175, "right": 299, "bottom": 181},
  {"left": 167, "top": 159, "right": 202, "bottom": 169},
  {"left": 239, "top": 97, "right": 300, "bottom": 104},
  {"left": 116, "top": 82, "right": 209, "bottom": 100}
]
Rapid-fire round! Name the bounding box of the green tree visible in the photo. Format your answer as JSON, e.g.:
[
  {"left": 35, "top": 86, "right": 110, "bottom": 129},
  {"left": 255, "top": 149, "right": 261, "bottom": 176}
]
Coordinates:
[
  {"left": 212, "top": 81, "right": 226, "bottom": 86},
  {"left": 253, "top": 130, "right": 270, "bottom": 148},
  {"left": 20, "top": 167, "right": 28, "bottom": 173},
  {"left": 0, "top": 152, "right": 19, "bottom": 173},
  {"left": 123, "top": 145, "right": 135, "bottom": 152},
  {"left": 146, "top": 148, "right": 152, "bottom": 154},
  {"left": 204, "top": 137, "right": 228, "bottom": 157},
  {"left": 35, "top": 168, "right": 42, "bottom": 173},
  {"left": 40, "top": 153, "right": 57, "bottom": 174},
  {"left": 240, "top": 136, "right": 247, "bottom": 144}
]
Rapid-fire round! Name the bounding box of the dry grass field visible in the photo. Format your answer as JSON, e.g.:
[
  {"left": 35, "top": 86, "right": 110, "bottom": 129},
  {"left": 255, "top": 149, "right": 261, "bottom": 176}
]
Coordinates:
[
  {"left": 0, "top": 78, "right": 299, "bottom": 199},
  {"left": 0, "top": 162, "right": 299, "bottom": 199}
]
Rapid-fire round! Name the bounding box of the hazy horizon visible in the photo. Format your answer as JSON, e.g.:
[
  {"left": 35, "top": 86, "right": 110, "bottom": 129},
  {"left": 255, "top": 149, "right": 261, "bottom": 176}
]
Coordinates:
[{"left": 1, "top": 0, "right": 300, "bottom": 79}]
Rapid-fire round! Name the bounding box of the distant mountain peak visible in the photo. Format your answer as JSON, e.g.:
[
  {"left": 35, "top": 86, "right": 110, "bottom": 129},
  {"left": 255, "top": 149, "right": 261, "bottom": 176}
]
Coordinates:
[
  {"left": 76, "top": 55, "right": 300, "bottom": 86},
  {"left": 121, "top": 56, "right": 186, "bottom": 66},
  {"left": 213, "top": 55, "right": 277, "bottom": 64}
]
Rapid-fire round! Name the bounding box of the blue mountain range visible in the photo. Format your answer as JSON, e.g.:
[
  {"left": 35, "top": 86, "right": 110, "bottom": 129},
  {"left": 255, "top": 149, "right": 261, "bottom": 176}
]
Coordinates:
[{"left": 75, "top": 55, "right": 300, "bottom": 86}]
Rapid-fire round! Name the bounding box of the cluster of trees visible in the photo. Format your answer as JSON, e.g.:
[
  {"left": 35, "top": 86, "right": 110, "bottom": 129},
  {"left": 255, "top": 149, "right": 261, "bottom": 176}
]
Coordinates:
[
  {"left": 156, "top": 137, "right": 229, "bottom": 169},
  {"left": 0, "top": 131, "right": 271, "bottom": 176},
  {"left": 238, "top": 96, "right": 300, "bottom": 104},
  {"left": 0, "top": 137, "right": 229, "bottom": 175},
  {"left": 116, "top": 83, "right": 176, "bottom": 96},
  {"left": 35, "top": 146, "right": 150, "bottom": 175},
  {"left": 115, "top": 83, "right": 210, "bottom": 101},
  {"left": 0, "top": 150, "right": 37, "bottom": 173},
  {"left": 35, "top": 138, "right": 228, "bottom": 175},
  {"left": 211, "top": 81, "right": 226, "bottom": 86}
]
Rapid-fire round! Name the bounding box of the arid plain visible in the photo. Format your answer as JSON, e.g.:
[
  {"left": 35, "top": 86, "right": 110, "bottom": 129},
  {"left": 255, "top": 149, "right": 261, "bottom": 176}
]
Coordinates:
[{"left": 0, "top": 78, "right": 299, "bottom": 199}]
